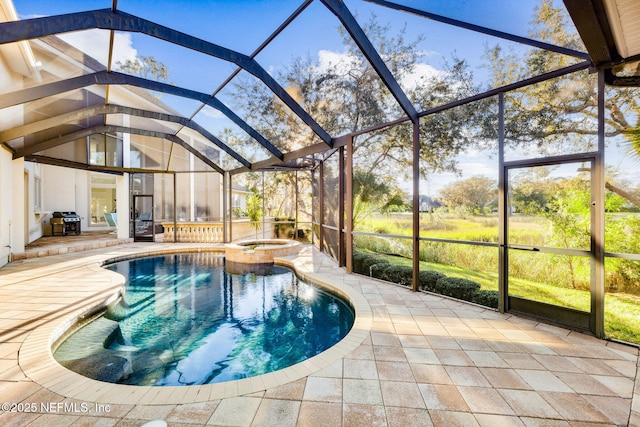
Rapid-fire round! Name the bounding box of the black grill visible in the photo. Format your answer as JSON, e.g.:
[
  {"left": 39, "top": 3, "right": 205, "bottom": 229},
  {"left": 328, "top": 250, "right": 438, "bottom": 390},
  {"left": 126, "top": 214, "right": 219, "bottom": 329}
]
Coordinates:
[{"left": 51, "top": 211, "right": 81, "bottom": 236}]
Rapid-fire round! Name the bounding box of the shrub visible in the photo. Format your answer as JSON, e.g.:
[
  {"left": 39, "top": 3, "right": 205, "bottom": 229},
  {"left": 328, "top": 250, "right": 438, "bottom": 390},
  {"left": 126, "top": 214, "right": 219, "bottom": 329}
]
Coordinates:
[
  {"left": 352, "top": 251, "right": 373, "bottom": 274},
  {"left": 418, "top": 270, "right": 445, "bottom": 292},
  {"left": 380, "top": 264, "right": 413, "bottom": 286},
  {"left": 434, "top": 277, "right": 481, "bottom": 301},
  {"left": 472, "top": 289, "right": 499, "bottom": 308},
  {"left": 274, "top": 217, "right": 295, "bottom": 238},
  {"left": 370, "top": 261, "right": 391, "bottom": 280},
  {"left": 352, "top": 251, "right": 387, "bottom": 276}
]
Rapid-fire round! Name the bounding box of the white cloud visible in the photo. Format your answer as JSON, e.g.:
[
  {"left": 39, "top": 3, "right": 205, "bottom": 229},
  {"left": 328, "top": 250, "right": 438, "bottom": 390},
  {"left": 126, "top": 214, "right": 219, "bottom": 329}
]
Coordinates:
[
  {"left": 58, "top": 30, "right": 137, "bottom": 68},
  {"left": 317, "top": 49, "right": 442, "bottom": 90},
  {"left": 400, "top": 62, "right": 442, "bottom": 89},
  {"left": 199, "top": 106, "right": 225, "bottom": 120},
  {"left": 317, "top": 49, "right": 358, "bottom": 74}
]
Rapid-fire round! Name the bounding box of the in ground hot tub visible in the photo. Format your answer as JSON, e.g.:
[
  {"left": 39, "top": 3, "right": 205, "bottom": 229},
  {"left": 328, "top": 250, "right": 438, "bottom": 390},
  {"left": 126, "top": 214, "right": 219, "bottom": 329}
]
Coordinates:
[{"left": 225, "top": 239, "right": 301, "bottom": 264}]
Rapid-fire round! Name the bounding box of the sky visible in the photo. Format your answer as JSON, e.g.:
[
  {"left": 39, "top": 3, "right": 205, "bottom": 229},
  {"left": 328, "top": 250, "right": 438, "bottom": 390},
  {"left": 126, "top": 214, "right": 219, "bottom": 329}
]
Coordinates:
[
  {"left": 13, "top": 0, "right": 544, "bottom": 92},
  {"left": 12, "top": 0, "right": 638, "bottom": 195}
]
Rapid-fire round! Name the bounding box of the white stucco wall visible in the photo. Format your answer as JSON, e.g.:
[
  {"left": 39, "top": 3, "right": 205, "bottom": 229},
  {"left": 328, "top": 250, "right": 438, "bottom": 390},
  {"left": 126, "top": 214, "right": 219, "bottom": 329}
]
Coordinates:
[
  {"left": 116, "top": 173, "right": 130, "bottom": 239},
  {"left": 11, "top": 158, "right": 25, "bottom": 253},
  {"left": 23, "top": 162, "right": 45, "bottom": 244},
  {"left": 0, "top": 146, "right": 12, "bottom": 267},
  {"left": 40, "top": 166, "right": 122, "bottom": 234}
]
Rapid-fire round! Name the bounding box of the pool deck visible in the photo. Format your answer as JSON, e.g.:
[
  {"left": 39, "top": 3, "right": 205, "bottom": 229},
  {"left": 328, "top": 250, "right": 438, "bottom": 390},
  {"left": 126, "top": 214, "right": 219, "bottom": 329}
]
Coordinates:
[{"left": 0, "top": 241, "right": 638, "bottom": 426}]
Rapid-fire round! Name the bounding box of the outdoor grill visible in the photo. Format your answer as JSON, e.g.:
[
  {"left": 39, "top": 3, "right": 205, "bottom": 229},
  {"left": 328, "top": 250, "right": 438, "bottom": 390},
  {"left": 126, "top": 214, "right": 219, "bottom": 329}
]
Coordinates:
[{"left": 50, "top": 211, "right": 81, "bottom": 236}]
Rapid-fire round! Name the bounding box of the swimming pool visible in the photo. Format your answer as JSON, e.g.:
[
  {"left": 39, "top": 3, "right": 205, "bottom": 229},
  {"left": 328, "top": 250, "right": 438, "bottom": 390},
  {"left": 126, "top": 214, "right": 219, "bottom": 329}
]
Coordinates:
[{"left": 53, "top": 252, "right": 354, "bottom": 386}]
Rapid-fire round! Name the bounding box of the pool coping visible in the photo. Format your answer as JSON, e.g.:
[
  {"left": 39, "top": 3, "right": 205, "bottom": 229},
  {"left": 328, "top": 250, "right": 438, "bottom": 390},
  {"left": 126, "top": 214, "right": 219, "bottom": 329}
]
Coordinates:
[{"left": 18, "top": 246, "right": 373, "bottom": 405}]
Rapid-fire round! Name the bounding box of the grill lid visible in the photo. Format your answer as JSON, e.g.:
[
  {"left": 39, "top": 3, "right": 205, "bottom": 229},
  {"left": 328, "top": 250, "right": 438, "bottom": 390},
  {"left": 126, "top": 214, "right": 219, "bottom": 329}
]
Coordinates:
[{"left": 52, "top": 211, "right": 79, "bottom": 218}]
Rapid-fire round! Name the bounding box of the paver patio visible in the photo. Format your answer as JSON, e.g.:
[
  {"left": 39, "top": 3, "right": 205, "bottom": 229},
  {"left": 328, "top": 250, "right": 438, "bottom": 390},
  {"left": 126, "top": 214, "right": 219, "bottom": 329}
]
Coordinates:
[{"left": 0, "top": 242, "right": 638, "bottom": 426}]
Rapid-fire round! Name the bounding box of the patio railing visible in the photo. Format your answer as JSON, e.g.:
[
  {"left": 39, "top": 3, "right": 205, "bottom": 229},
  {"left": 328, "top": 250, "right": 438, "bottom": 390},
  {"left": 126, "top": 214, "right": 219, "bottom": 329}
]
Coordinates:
[{"left": 162, "top": 222, "right": 224, "bottom": 243}]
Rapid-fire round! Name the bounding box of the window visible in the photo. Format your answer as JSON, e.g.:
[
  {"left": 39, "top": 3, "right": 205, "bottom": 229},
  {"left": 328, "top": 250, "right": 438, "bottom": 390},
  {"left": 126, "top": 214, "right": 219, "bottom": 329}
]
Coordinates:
[
  {"left": 89, "top": 134, "right": 121, "bottom": 167},
  {"left": 90, "top": 174, "right": 117, "bottom": 225}
]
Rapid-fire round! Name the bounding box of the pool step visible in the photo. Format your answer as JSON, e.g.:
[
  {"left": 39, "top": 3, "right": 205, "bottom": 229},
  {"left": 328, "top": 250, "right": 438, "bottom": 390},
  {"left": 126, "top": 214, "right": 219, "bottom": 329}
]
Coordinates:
[
  {"left": 55, "top": 317, "right": 133, "bottom": 383},
  {"left": 55, "top": 317, "right": 122, "bottom": 361}
]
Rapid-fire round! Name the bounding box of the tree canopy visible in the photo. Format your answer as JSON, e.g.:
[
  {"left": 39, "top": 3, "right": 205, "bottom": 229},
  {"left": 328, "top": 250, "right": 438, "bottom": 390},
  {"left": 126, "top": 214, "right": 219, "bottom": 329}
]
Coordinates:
[{"left": 439, "top": 176, "right": 497, "bottom": 216}]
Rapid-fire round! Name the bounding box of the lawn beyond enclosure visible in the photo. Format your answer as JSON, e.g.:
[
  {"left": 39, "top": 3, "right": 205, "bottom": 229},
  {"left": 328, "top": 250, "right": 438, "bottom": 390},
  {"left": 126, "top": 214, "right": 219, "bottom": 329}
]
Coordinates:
[{"left": 354, "top": 213, "right": 640, "bottom": 345}]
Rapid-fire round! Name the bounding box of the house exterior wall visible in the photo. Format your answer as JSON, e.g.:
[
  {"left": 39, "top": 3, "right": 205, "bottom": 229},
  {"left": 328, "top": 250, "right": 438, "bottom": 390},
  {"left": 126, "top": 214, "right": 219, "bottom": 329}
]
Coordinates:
[
  {"left": 0, "top": 0, "right": 230, "bottom": 263},
  {"left": 0, "top": 146, "right": 12, "bottom": 267}
]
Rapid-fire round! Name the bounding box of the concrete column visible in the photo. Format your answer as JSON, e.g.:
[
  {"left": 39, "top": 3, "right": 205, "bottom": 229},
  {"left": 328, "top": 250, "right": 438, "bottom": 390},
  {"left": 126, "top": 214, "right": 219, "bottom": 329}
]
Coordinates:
[
  {"left": 0, "top": 147, "right": 14, "bottom": 266},
  {"left": 11, "top": 157, "right": 25, "bottom": 254},
  {"left": 116, "top": 173, "right": 129, "bottom": 239}
]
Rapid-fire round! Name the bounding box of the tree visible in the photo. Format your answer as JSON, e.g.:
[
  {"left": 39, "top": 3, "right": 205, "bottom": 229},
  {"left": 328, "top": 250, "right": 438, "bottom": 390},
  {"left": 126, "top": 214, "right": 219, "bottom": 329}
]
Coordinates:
[
  {"left": 244, "top": 188, "right": 263, "bottom": 238},
  {"left": 352, "top": 168, "right": 407, "bottom": 227},
  {"left": 485, "top": 0, "right": 640, "bottom": 159},
  {"left": 439, "top": 176, "right": 497, "bottom": 215},
  {"left": 236, "top": 170, "right": 312, "bottom": 223},
  {"left": 116, "top": 55, "right": 170, "bottom": 82},
  {"left": 230, "top": 15, "right": 482, "bottom": 185}
]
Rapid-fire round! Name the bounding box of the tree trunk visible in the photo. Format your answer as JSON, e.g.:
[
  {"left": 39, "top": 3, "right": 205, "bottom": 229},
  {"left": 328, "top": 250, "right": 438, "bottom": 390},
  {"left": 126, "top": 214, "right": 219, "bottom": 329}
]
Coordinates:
[{"left": 605, "top": 181, "right": 640, "bottom": 208}]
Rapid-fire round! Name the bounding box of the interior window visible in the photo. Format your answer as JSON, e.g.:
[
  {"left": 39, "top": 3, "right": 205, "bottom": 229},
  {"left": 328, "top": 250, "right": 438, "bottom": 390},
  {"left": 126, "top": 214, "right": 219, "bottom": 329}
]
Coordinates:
[{"left": 90, "top": 174, "right": 117, "bottom": 225}]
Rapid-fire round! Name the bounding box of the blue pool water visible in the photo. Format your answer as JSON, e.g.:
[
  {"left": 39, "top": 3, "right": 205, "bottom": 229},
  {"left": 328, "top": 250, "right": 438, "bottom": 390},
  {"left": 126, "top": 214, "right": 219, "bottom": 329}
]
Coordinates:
[{"left": 54, "top": 253, "right": 354, "bottom": 386}]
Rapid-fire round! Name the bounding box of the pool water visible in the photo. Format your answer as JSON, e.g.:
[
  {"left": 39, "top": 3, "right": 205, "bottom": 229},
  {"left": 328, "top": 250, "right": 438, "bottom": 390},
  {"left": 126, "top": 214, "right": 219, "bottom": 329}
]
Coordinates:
[{"left": 54, "top": 253, "right": 354, "bottom": 386}]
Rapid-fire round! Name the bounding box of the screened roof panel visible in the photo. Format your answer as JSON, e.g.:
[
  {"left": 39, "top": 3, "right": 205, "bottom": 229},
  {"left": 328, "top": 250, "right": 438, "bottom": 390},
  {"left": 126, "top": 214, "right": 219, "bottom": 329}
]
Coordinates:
[
  {"left": 112, "top": 85, "right": 202, "bottom": 118},
  {"left": 14, "top": 0, "right": 108, "bottom": 16},
  {"left": 35, "top": 138, "right": 87, "bottom": 163},
  {"left": 191, "top": 105, "right": 274, "bottom": 164},
  {"left": 176, "top": 127, "right": 242, "bottom": 169},
  {"left": 218, "top": 70, "right": 329, "bottom": 153},
  {"left": 166, "top": 142, "right": 193, "bottom": 172},
  {"left": 347, "top": 0, "right": 588, "bottom": 111},
  {"left": 0, "top": 89, "right": 103, "bottom": 150},
  {"left": 52, "top": 30, "right": 111, "bottom": 69},
  {"left": 167, "top": 141, "right": 219, "bottom": 173},
  {"left": 252, "top": 1, "right": 351, "bottom": 136},
  {"left": 353, "top": 0, "right": 581, "bottom": 42},
  {"left": 254, "top": 1, "right": 408, "bottom": 134},
  {"left": 22, "top": 87, "right": 106, "bottom": 122},
  {"left": 115, "top": 0, "right": 308, "bottom": 54},
  {"left": 129, "top": 134, "right": 172, "bottom": 170},
  {"left": 12, "top": 117, "right": 103, "bottom": 152},
  {"left": 176, "top": 128, "right": 242, "bottom": 171},
  {"left": 0, "top": 32, "right": 108, "bottom": 92},
  {"left": 111, "top": 32, "right": 238, "bottom": 96},
  {"left": 106, "top": 113, "right": 183, "bottom": 135},
  {"left": 0, "top": 87, "right": 107, "bottom": 150}
]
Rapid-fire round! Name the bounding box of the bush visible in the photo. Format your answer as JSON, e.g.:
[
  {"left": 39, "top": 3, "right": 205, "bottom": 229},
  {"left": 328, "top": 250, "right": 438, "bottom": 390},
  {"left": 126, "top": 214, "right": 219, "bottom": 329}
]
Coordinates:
[
  {"left": 418, "top": 270, "right": 445, "bottom": 292},
  {"left": 380, "top": 265, "right": 413, "bottom": 286},
  {"left": 352, "top": 251, "right": 498, "bottom": 310},
  {"left": 370, "top": 261, "right": 391, "bottom": 280},
  {"left": 352, "top": 251, "right": 372, "bottom": 274},
  {"left": 434, "top": 277, "right": 481, "bottom": 301},
  {"left": 274, "top": 217, "right": 295, "bottom": 238},
  {"left": 472, "top": 289, "right": 499, "bottom": 308},
  {"left": 352, "top": 251, "right": 387, "bottom": 276}
]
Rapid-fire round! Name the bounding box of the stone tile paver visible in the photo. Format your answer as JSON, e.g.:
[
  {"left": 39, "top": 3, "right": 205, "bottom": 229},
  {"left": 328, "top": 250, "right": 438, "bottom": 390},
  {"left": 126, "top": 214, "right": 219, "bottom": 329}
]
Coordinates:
[
  {"left": 343, "top": 379, "right": 383, "bottom": 405},
  {"left": 250, "top": 398, "right": 300, "bottom": 427},
  {"left": 0, "top": 242, "right": 636, "bottom": 426},
  {"left": 206, "top": 396, "right": 261, "bottom": 426}
]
